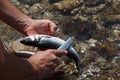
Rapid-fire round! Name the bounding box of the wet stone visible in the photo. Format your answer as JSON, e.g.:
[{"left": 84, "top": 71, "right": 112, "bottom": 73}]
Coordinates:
[
  {"left": 10, "top": 0, "right": 18, "bottom": 3},
  {"left": 18, "top": 0, "right": 40, "bottom": 5},
  {"left": 29, "top": 3, "right": 41, "bottom": 14}
]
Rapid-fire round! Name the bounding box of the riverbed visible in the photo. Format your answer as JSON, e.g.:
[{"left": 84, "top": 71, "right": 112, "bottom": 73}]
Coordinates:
[{"left": 0, "top": 0, "right": 120, "bottom": 80}]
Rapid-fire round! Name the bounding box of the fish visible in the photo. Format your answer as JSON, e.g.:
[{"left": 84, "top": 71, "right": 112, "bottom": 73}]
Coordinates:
[
  {"left": 12, "top": 51, "right": 34, "bottom": 58},
  {"left": 20, "top": 35, "right": 83, "bottom": 70}
]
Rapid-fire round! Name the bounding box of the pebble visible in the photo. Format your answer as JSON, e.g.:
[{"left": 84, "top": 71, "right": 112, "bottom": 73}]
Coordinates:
[
  {"left": 18, "top": 0, "right": 40, "bottom": 5},
  {"left": 111, "top": 56, "right": 120, "bottom": 66},
  {"left": 10, "top": 0, "right": 18, "bottom": 3},
  {"left": 21, "top": 8, "right": 29, "bottom": 15},
  {"left": 29, "top": 3, "right": 40, "bottom": 14}
]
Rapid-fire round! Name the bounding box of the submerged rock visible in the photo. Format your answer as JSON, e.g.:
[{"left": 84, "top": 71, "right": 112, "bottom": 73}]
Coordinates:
[
  {"left": 18, "top": 0, "right": 40, "bottom": 5},
  {"left": 29, "top": 3, "right": 41, "bottom": 14},
  {"left": 48, "top": 0, "right": 82, "bottom": 12}
]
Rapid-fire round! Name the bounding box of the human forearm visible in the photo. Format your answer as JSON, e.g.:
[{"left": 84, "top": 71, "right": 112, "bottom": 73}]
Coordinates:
[
  {"left": 0, "top": 47, "right": 37, "bottom": 80},
  {"left": 0, "top": 0, "right": 32, "bottom": 34},
  {"left": 0, "top": 41, "right": 5, "bottom": 63}
]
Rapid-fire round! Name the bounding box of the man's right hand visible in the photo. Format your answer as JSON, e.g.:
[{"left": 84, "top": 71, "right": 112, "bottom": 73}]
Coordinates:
[{"left": 28, "top": 49, "right": 67, "bottom": 79}]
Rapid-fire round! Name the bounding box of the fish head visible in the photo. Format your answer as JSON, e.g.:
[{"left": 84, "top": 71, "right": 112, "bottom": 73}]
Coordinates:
[{"left": 20, "top": 35, "right": 43, "bottom": 47}]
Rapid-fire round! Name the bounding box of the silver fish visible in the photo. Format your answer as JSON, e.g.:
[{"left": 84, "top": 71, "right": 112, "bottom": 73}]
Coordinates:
[
  {"left": 12, "top": 51, "right": 34, "bottom": 58},
  {"left": 20, "top": 35, "right": 83, "bottom": 70}
]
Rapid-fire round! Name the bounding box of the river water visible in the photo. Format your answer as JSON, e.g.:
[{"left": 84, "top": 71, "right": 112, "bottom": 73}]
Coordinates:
[{"left": 0, "top": 0, "right": 120, "bottom": 80}]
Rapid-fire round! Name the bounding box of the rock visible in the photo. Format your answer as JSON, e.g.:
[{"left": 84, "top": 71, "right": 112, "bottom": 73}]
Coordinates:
[
  {"left": 86, "top": 38, "right": 97, "bottom": 47},
  {"left": 10, "top": 0, "right": 18, "bottom": 3},
  {"left": 48, "top": 0, "right": 81, "bottom": 11},
  {"left": 98, "top": 62, "right": 113, "bottom": 70},
  {"left": 21, "top": 7, "right": 29, "bottom": 15},
  {"left": 18, "top": 0, "right": 40, "bottom": 5},
  {"left": 114, "top": 30, "right": 120, "bottom": 38},
  {"left": 14, "top": 2, "right": 21, "bottom": 6},
  {"left": 79, "top": 63, "right": 100, "bottom": 80},
  {"left": 88, "top": 63, "right": 100, "bottom": 73},
  {"left": 111, "top": 56, "right": 120, "bottom": 66},
  {"left": 29, "top": 3, "right": 41, "bottom": 14}
]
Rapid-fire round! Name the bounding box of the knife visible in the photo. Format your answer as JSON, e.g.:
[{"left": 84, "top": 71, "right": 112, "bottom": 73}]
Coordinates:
[{"left": 58, "top": 37, "right": 74, "bottom": 50}]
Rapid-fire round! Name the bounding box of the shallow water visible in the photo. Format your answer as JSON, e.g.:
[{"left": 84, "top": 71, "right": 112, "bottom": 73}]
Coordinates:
[{"left": 0, "top": 0, "right": 120, "bottom": 80}]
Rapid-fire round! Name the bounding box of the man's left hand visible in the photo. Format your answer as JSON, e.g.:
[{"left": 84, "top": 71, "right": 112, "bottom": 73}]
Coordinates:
[{"left": 24, "top": 19, "right": 58, "bottom": 36}]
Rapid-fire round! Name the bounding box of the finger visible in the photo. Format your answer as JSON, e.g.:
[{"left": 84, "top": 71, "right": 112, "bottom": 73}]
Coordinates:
[
  {"left": 49, "top": 49, "right": 68, "bottom": 57},
  {"left": 49, "top": 23, "right": 58, "bottom": 35},
  {"left": 51, "top": 25, "right": 57, "bottom": 33}
]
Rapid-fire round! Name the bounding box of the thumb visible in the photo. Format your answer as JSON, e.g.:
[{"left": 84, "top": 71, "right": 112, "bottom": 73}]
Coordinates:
[{"left": 49, "top": 23, "right": 58, "bottom": 36}]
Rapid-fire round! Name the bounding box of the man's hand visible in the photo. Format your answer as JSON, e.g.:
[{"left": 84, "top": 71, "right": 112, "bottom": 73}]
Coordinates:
[
  {"left": 0, "top": 0, "right": 58, "bottom": 36},
  {"left": 0, "top": 46, "right": 67, "bottom": 80},
  {"left": 0, "top": 0, "right": 64, "bottom": 80},
  {"left": 28, "top": 49, "right": 67, "bottom": 79},
  {"left": 23, "top": 19, "right": 58, "bottom": 36}
]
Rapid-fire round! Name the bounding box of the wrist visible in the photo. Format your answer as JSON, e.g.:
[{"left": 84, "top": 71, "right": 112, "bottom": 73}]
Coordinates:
[
  {"left": 23, "top": 20, "right": 39, "bottom": 36},
  {"left": 17, "top": 18, "right": 33, "bottom": 35},
  {"left": 0, "top": 42, "right": 6, "bottom": 63}
]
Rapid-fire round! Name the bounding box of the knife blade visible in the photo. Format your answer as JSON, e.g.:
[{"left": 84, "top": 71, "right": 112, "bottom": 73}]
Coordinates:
[{"left": 58, "top": 37, "right": 74, "bottom": 50}]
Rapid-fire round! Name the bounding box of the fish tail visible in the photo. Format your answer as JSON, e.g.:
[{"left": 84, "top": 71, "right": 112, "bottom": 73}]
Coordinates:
[{"left": 76, "top": 62, "right": 83, "bottom": 75}]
